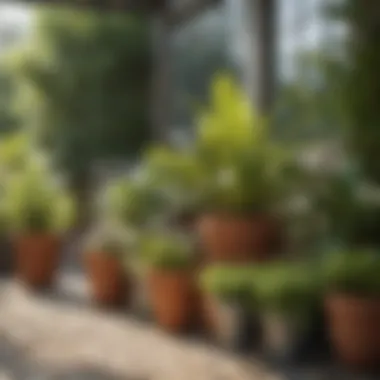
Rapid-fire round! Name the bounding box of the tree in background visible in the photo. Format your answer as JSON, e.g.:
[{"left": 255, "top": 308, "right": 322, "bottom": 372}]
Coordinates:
[
  {"left": 274, "top": 51, "right": 345, "bottom": 142},
  {"left": 0, "top": 17, "right": 25, "bottom": 135},
  {"left": 328, "top": 0, "right": 380, "bottom": 184},
  {"left": 7, "top": 8, "right": 152, "bottom": 229}
]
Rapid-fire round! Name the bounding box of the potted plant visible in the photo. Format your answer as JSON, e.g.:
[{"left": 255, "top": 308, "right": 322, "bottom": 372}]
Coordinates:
[
  {"left": 323, "top": 251, "right": 380, "bottom": 369},
  {"left": 195, "top": 74, "right": 294, "bottom": 263},
  {"left": 101, "top": 175, "right": 164, "bottom": 315},
  {"left": 252, "top": 262, "right": 322, "bottom": 363},
  {"left": 140, "top": 232, "right": 198, "bottom": 333},
  {"left": 83, "top": 222, "right": 133, "bottom": 308},
  {"left": 6, "top": 165, "right": 75, "bottom": 289},
  {"left": 199, "top": 265, "right": 261, "bottom": 352}
]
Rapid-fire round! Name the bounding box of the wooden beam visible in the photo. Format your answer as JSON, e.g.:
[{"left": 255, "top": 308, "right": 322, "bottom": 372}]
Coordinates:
[{"left": 245, "top": 0, "right": 277, "bottom": 114}]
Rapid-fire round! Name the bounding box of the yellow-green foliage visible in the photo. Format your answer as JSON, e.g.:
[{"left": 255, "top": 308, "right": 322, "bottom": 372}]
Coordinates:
[
  {"left": 196, "top": 73, "right": 268, "bottom": 165},
  {"left": 139, "top": 232, "right": 193, "bottom": 270},
  {"left": 139, "top": 73, "right": 296, "bottom": 215},
  {"left": 142, "top": 145, "right": 206, "bottom": 209},
  {"left": 5, "top": 164, "right": 75, "bottom": 234},
  {"left": 195, "top": 73, "right": 292, "bottom": 213},
  {"left": 0, "top": 132, "right": 31, "bottom": 173},
  {"left": 103, "top": 177, "right": 164, "bottom": 227}
]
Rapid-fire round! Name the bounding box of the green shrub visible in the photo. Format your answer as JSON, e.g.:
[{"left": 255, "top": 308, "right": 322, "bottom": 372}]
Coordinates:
[
  {"left": 84, "top": 222, "right": 133, "bottom": 260},
  {"left": 252, "top": 262, "right": 322, "bottom": 318},
  {"left": 103, "top": 177, "right": 164, "bottom": 228},
  {"left": 142, "top": 146, "right": 206, "bottom": 215},
  {"left": 200, "top": 265, "right": 257, "bottom": 306},
  {"left": 5, "top": 165, "right": 75, "bottom": 234},
  {"left": 322, "top": 250, "right": 380, "bottom": 296},
  {"left": 139, "top": 232, "right": 193, "bottom": 270},
  {"left": 195, "top": 74, "right": 297, "bottom": 214}
]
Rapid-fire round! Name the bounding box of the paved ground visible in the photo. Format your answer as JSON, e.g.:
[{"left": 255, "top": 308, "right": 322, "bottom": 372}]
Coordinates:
[
  {"left": 0, "top": 273, "right": 281, "bottom": 380},
  {"left": 0, "top": 242, "right": 378, "bottom": 380},
  {"left": 0, "top": 237, "right": 280, "bottom": 380}
]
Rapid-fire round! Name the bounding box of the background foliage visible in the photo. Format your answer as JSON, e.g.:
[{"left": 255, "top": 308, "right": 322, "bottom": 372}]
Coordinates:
[{"left": 7, "top": 7, "right": 152, "bottom": 179}]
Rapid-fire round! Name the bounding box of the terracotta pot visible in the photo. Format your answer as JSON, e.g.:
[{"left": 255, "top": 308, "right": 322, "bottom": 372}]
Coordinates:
[
  {"left": 85, "top": 253, "right": 129, "bottom": 307},
  {"left": 325, "top": 293, "right": 380, "bottom": 369},
  {"left": 198, "top": 214, "right": 283, "bottom": 263},
  {"left": 148, "top": 269, "right": 195, "bottom": 333},
  {"left": 15, "top": 234, "right": 61, "bottom": 289}
]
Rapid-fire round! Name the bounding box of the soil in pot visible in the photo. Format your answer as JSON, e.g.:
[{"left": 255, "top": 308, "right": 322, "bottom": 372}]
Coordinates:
[
  {"left": 15, "top": 234, "right": 61, "bottom": 289},
  {"left": 198, "top": 214, "right": 283, "bottom": 263},
  {"left": 325, "top": 294, "right": 380, "bottom": 370},
  {"left": 85, "top": 253, "right": 130, "bottom": 308},
  {"left": 148, "top": 269, "right": 196, "bottom": 333}
]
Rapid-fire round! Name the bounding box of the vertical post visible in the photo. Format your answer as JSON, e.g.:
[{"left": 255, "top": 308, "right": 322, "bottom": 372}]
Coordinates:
[
  {"left": 245, "top": 0, "right": 277, "bottom": 114},
  {"left": 151, "top": 13, "right": 172, "bottom": 143}
]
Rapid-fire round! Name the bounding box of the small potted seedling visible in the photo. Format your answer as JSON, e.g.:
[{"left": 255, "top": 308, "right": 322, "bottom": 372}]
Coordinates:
[
  {"left": 140, "top": 232, "right": 198, "bottom": 333},
  {"left": 199, "top": 265, "right": 260, "bottom": 352},
  {"left": 83, "top": 222, "right": 133, "bottom": 308},
  {"left": 6, "top": 165, "right": 75, "bottom": 289},
  {"left": 323, "top": 251, "right": 380, "bottom": 369},
  {"left": 253, "top": 262, "right": 322, "bottom": 363}
]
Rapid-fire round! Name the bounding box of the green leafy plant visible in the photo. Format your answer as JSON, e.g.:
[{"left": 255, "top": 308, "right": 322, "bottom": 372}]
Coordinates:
[
  {"left": 199, "top": 265, "right": 257, "bottom": 306},
  {"left": 252, "top": 262, "right": 322, "bottom": 319},
  {"left": 195, "top": 73, "right": 296, "bottom": 214},
  {"left": 103, "top": 176, "right": 164, "bottom": 228},
  {"left": 142, "top": 145, "right": 206, "bottom": 215},
  {"left": 84, "top": 222, "right": 133, "bottom": 259},
  {"left": 5, "top": 165, "right": 75, "bottom": 234},
  {"left": 139, "top": 232, "right": 194, "bottom": 270},
  {"left": 314, "top": 169, "right": 380, "bottom": 247},
  {"left": 322, "top": 250, "right": 380, "bottom": 297}
]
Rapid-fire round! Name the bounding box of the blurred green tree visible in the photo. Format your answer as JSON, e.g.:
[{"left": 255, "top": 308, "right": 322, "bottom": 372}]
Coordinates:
[
  {"left": 6, "top": 8, "right": 152, "bottom": 229},
  {"left": 274, "top": 51, "right": 346, "bottom": 142},
  {"left": 8, "top": 8, "right": 152, "bottom": 181},
  {"left": 328, "top": 0, "right": 380, "bottom": 184}
]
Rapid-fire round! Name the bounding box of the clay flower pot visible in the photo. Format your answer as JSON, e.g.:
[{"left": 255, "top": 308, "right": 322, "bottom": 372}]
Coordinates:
[
  {"left": 85, "top": 252, "right": 130, "bottom": 307},
  {"left": 15, "top": 234, "right": 61, "bottom": 289},
  {"left": 148, "top": 269, "right": 195, "bottom": 333},
  {"left": 198, "top": 214, "right": 283, "bottom": 263},
  {"left": 325, "top": 293, "right": 380, "bottom": 369}
]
